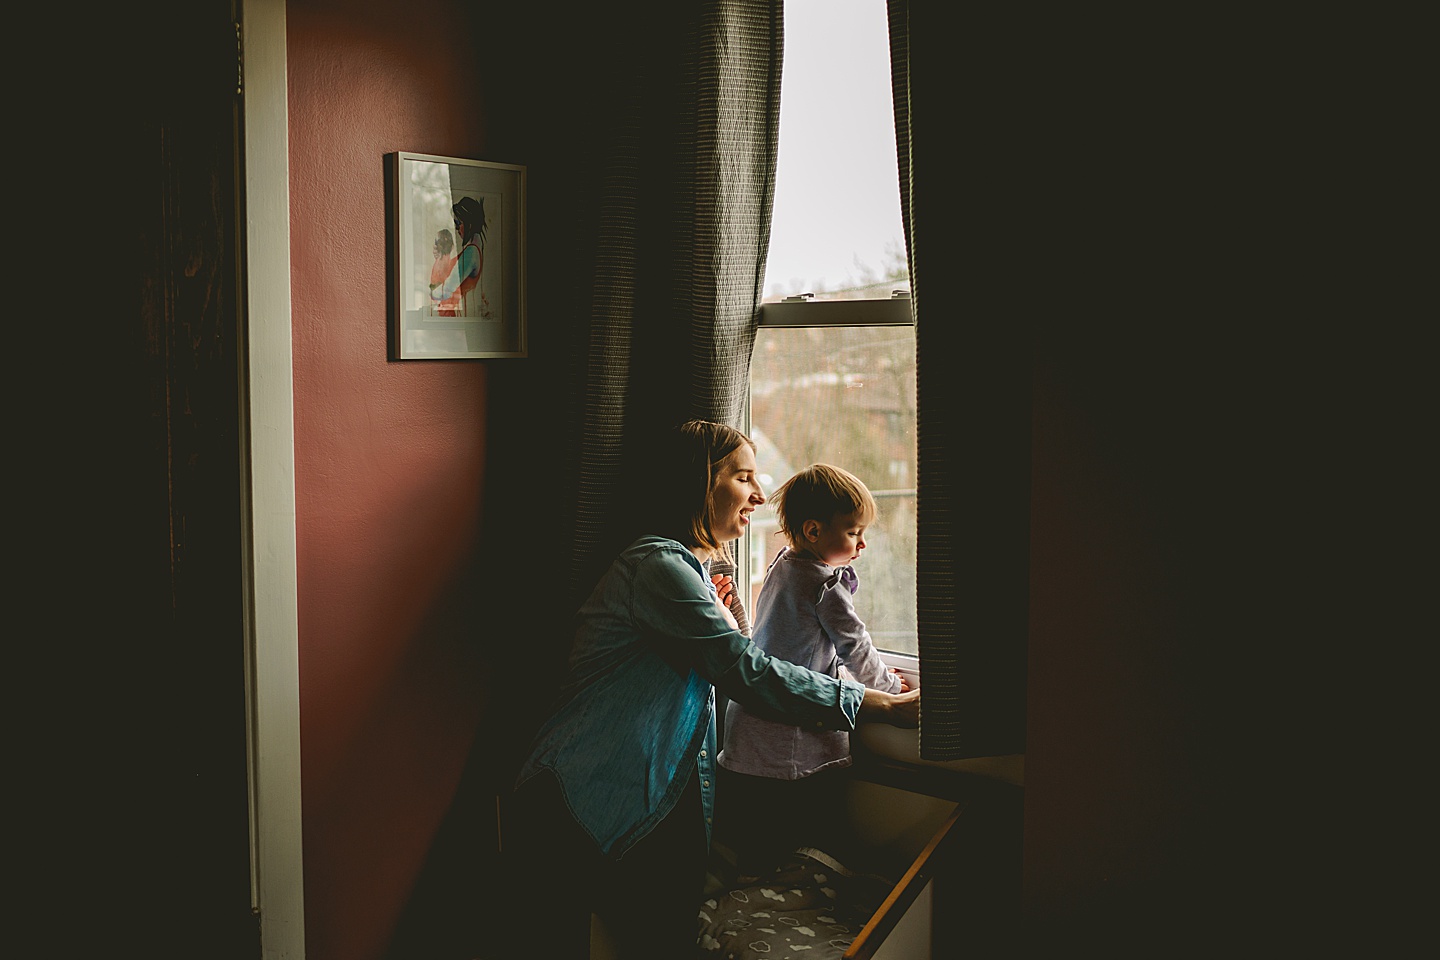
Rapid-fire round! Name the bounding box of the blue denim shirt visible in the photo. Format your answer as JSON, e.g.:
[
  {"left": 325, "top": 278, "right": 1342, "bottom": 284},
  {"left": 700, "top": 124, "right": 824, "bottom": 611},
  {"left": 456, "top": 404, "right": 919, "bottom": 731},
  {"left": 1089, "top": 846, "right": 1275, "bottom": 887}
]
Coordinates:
[{"left": 517, "top": 536, "right": 866, "bottom": 858}]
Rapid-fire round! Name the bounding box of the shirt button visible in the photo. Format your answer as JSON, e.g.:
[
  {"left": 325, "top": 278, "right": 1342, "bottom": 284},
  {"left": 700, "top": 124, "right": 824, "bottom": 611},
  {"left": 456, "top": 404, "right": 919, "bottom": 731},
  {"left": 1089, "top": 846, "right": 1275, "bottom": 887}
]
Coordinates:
[
  {"left": 706, "top": 817, "right": 712, "bottom": 824},
  {"left": 699, "top": 750, "right": 707, "bottom": 758},
  {"left": 703, "top": 780, "right": 710, "bottom": 788}
]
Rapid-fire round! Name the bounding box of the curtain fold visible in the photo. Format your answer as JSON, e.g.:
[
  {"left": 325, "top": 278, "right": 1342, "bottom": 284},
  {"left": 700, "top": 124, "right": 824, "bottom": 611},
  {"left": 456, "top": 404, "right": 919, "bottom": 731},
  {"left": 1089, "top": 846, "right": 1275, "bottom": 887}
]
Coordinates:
[
  {"left": 566, "top": 0, "right": 782, "bottom": 605},
  {"left": 889, "top": 0, "right": 1031, "bottom": 761}
]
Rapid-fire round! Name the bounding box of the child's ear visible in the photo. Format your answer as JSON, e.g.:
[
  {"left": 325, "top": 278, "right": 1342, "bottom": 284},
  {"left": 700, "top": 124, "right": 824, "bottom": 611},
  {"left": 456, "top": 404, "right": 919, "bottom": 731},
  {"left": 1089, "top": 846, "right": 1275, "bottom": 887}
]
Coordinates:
[{"left": 802, "top": 519, "right": 820, "bottom": 542}]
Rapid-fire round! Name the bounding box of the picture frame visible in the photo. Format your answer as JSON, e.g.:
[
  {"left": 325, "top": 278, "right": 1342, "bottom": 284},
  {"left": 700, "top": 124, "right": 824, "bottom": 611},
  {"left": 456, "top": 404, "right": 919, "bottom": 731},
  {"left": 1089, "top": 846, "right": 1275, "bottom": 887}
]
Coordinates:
[{"left": 389, "top": 152, "right": 527, "bottom": 359}]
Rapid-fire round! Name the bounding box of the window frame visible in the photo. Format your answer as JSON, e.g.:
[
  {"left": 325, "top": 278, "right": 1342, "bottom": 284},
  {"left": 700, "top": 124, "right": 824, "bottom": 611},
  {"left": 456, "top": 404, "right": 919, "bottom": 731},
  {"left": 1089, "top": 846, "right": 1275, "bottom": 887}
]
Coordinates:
[
  {"left": 758, "top": 292, "right": 913, "bottom": 329},
  {"left": 742, "top": 292, "right": 918, "bottom": 675}
]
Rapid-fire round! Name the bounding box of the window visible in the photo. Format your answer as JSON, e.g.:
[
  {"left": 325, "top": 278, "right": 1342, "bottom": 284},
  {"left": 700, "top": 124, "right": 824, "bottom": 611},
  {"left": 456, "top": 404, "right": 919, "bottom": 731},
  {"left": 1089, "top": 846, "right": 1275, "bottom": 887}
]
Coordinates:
[
  {"left": 746, "top": 300, "right": 916, "bottom": 655},
  {"left": 744, "top": 0, "right": 917, "bottom": 656}
]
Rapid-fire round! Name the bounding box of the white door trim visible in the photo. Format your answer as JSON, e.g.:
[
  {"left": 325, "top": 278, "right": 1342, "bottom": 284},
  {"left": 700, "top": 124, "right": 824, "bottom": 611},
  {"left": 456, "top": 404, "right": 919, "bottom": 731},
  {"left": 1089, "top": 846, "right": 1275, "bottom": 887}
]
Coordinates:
[{"left": 241, "top": 1, "right": 306, "bottom": 956}]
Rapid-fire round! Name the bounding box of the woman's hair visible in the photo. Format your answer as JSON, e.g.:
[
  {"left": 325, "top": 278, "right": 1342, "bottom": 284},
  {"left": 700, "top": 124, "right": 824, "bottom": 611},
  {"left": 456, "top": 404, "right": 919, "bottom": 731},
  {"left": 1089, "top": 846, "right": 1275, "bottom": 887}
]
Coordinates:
[
  {"left": 435, "top": 228, "right": 454, "bottom": 255},
  {"left": 770, "top": 463, "right": 877, "bottom": 549},
  {"left": 650, "top": 419, "right": 754, "bottom": 561},
  {"left": 451, "top": 196, "right": 487, "bottom": 247}
]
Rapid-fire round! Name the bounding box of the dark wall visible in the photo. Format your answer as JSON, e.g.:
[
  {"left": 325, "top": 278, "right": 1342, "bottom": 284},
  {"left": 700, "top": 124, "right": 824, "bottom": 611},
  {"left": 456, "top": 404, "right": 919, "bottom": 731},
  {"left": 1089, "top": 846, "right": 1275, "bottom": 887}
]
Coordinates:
[
  {"left": 22, "top": 3, "right": 256, "bottom": 957},
  {"left": 961, "top": 8, "right": 1420, "bottom": 950}
]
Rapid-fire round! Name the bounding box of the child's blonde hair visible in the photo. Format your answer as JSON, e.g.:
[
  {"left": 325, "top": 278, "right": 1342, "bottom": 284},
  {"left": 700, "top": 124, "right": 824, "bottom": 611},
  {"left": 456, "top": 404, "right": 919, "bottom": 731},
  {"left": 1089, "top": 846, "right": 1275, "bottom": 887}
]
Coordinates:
[{"left": 770, "top": 464, "right": 878, "bottom": 549}]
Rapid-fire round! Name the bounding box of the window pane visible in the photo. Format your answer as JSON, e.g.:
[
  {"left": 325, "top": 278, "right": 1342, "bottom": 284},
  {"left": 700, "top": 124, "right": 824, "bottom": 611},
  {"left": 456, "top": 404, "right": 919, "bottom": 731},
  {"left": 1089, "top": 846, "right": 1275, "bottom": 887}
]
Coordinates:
[
  {"left": 764, "top": 0, "right": 908, "bottom": 303},
  {"left": 749, "top": 323, "right": 917, "bottom": 654}
]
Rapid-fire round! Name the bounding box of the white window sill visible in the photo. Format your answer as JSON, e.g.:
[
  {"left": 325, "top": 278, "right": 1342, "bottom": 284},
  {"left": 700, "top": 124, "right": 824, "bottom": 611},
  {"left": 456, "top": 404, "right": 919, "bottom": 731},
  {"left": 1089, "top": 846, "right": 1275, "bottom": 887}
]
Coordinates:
[{"left": 861, "top": 650, "right": 1024, "bottom": 787}]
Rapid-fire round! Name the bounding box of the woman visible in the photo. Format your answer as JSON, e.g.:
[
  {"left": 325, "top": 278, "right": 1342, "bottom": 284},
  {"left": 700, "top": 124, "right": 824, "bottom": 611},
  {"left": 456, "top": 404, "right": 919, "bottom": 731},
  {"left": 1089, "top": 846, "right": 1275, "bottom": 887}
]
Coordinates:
[
  {"left": 429, "top": 195, "right": 490, "bottom": 317},
  {"left": 506, "top": 420, "right": 921, "bottom": 958}
]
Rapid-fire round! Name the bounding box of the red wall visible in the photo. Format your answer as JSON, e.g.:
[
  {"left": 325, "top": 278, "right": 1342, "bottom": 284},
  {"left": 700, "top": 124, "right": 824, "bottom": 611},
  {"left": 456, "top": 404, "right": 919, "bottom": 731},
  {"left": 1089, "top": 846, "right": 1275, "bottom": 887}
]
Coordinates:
[{"left": 287, "top": 3, "right": 498, "bottom": 957}]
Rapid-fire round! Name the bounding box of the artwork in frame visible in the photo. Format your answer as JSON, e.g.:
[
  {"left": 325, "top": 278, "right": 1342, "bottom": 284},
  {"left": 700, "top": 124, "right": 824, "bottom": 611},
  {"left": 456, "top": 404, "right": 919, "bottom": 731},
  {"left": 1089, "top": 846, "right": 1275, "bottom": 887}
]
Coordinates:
[{"left": 390, "top": 152, "right": 526, "bottom": 359}]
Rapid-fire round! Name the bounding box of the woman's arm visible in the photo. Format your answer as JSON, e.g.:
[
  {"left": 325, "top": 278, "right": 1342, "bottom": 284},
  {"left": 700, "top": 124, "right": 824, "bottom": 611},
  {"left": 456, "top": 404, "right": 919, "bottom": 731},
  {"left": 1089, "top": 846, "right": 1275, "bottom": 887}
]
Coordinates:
[
  {"left": 633, "top": 546, "right": 887, "bottom": 730},
  {"left": 858, "top": 686, "right": 921, "bottom": 727}
]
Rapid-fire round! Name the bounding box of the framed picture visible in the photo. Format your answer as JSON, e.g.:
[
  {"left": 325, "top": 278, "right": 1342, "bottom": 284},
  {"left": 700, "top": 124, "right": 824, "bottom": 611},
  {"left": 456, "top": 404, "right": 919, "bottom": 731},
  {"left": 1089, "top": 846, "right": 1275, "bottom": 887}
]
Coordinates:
[{"left": 390, "top": 152, "right": 527, "bottom": 359}]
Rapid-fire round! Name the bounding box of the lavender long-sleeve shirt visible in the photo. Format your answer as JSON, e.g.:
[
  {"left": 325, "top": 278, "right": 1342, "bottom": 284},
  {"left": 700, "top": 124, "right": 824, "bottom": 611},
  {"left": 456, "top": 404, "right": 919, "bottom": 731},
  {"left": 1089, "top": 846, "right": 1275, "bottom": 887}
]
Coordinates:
[{"left": 719, "top": 547, "right": 902, "bottom": 780}]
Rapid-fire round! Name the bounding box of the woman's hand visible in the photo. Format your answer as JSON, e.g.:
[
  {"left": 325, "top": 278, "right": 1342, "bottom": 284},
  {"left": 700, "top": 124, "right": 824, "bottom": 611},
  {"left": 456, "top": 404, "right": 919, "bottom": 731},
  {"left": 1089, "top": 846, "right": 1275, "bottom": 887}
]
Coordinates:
[
  {"left": 859, "top": 687, "right": 921, "bottom": 728},
  {"left": 711, "top": 574, "right": 740, "bottom": 630}
]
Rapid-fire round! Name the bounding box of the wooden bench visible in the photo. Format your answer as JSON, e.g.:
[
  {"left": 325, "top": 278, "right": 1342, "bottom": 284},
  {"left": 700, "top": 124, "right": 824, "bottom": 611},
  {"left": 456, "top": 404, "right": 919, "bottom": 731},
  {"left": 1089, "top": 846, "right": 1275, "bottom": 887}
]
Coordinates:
[{"left": 683, "top": 724, "right": 1022, "bottom": 960}]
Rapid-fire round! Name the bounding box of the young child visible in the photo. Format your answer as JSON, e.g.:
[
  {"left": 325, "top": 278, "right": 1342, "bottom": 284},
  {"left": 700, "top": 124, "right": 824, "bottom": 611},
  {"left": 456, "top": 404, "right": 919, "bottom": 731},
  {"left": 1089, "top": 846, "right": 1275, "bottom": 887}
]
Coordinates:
[{"left": 717, "top": 463, "right": 911, "bottom": 872}]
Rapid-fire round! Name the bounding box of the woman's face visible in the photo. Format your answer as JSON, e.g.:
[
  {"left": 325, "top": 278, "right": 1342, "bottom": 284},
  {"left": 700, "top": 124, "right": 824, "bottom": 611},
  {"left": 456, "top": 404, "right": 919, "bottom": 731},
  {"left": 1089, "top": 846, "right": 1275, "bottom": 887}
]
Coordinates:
[{"left": 708, "top": 444, "right": 766, "bottom": 544}]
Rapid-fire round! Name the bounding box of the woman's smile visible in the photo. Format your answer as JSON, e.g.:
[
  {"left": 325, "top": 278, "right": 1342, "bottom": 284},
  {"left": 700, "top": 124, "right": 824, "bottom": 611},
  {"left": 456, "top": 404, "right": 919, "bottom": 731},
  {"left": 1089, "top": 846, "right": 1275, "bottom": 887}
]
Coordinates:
[{"left": 709, "top": 446, "right": 766, "bottom": 544}]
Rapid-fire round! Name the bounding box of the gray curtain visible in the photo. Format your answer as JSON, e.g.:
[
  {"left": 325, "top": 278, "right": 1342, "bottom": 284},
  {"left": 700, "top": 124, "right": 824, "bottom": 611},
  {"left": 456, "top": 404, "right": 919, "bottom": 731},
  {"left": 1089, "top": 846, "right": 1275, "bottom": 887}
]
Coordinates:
[
  {"left": 566, "top": 0, "right": 782, "bottom": 606},
  {"left": 888, "top": 1, "right": 1031, "bottom": 760}
]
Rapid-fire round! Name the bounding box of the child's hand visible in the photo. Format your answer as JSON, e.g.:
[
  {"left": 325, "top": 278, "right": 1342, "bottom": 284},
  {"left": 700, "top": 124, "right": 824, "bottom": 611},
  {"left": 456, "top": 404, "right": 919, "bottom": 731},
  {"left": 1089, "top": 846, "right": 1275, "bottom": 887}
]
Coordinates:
[{"left": 892, "top": 667, "right": 914, "bottom": 692}]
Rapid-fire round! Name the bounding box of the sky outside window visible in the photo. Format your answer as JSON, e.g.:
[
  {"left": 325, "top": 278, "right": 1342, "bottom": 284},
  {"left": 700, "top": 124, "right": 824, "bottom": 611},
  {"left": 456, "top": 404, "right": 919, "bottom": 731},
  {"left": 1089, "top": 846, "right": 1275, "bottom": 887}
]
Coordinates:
[{"left": 764, "top": 0, "right": 907, "bottom": 302}]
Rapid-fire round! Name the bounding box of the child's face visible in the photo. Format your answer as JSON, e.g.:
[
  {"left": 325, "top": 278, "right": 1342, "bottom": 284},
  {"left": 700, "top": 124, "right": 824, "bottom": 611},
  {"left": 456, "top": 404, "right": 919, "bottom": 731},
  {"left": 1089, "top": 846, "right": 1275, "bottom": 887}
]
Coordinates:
[{"left": 803, "top": 511, "right": 867, "bottom": 567}]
